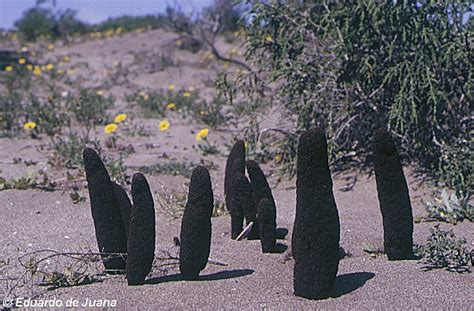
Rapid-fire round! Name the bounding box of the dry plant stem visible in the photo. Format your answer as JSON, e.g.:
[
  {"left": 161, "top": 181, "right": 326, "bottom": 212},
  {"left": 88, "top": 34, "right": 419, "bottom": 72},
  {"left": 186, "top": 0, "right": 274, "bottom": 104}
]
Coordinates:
[{"left": 6, "top": 250, "right": 125, "bottom": 297}]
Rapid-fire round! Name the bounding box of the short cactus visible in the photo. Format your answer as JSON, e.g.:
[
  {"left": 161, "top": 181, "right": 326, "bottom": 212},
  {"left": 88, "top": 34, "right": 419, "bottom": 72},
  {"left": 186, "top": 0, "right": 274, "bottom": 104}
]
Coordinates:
[
  {"left": 126, "top": 173, "right": 156, "bottom": 285},
  {"left": 258, "top": 198, "right": 277, "bottom": 253},
  {"left": 179, "top": 166, "right": 214, "bottom": 280},
  {"left": 373, "top": 128, "right": 414, "bottom": 260}
]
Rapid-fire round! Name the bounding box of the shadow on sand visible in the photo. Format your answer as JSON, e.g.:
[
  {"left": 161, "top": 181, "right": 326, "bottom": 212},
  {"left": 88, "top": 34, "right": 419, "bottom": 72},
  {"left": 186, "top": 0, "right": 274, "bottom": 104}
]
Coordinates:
[
  {"left": 330, "top": 272, "right": 375, "bottom": 298},
  {"left": 146, "top": 269, "right": 254, "bottom": 284}
]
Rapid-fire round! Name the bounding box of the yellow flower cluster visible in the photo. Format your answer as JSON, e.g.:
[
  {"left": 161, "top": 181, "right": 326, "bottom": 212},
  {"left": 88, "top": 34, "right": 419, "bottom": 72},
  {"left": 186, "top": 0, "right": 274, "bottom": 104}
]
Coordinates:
[{"left": 104, "top": 113, "right": 127, "bottom": 134}]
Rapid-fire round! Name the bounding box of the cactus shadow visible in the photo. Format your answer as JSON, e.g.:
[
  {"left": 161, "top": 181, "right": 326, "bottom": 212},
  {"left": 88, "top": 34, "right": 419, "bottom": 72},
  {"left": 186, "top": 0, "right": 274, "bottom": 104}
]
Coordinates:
[
  {"left": 330, "top": 272, "right": 375, "bottom": 298},
  {"left": 146, "top": 269, "right": 254, "bottom": 284},
  {"left": 269, "top": 242, "right": 288, "bottom": 254},
  {"left": 276, "top": 228, "right": 289, "bottom": 239}
]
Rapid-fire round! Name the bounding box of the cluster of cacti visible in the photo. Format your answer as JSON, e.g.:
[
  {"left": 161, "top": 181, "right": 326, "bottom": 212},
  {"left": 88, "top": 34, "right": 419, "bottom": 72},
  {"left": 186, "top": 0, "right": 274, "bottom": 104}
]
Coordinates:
[
  {"left": 224, "top": 141, "right": 278, "bottom": 248},
  {"left": 82, "top": 126, "right": 415, "bottom": 294},
  {"left": 83, "top": 148, "right": 155, "bottom": 285},
  {"left": 179, "top": 166, "right": 214, "bottom": 280},
  {"left": 291, "top": 128, "right": 341, "bottom": 300},
  {"left": 373, "top": 128, "right": 414, "bottom": 260}
]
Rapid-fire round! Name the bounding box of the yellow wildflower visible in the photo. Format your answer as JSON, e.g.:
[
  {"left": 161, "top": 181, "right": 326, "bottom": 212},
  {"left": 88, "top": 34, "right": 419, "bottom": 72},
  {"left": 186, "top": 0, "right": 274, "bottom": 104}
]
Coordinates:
[
  {"left": 18, "top": 58, "right": 26, "bottom": 65},
  {"left": 33, "top": 67, "right": 42, "bottom": 76},
  {"left": 26, "top": 64, "right": 33, "bottom": 71},
  {"left": 195, "top": 128, "right": 209, "bottom": 141},
  {"left": 4, "top": 66, "right": 13, "bottom": 72},
  {"left": 47, "top": 43, "right": 55, "bottom": 50},
  {"left": 159, "top": 120, "right": 170, "bottom": 131},
  {"left": 183, "top": 92, "right": 191, "bottom": 97},
  {"left": 175, "top": 39, "right": 182, "bottom": 47},
  {"left": 96, "top": 90, "right": 104, "bottom": 96},
  {"left": 274, "top": 154, "right": 283, "bottom": 163},
  {"left": 63, "top": 55, "right": 70, "bottom": 62},
  {"left": 104, "top": 123, "right": 118, "bottom": 134},
  {"left": 23, "top": 121, "right": 36, "bottom": 130},
  {"left": 265, "top": 35, "right": 274, "bottom": 43},
  {"left": 46, "top": 63, "right": 54, "bottom": 71},
  {"left": 114, "top": 113, "right": 127, "bottom": 123},
  {"left": 188, "top": 86, "right": 195, "bottom": 91},
  {"left": 57, "top": 69, "right": 64, "bottom": 75},
  {"left": 168, "top": 84, "right": 175, "bottom": 91},
  {"left": 21, "top": 46, "right": 28, "bottom": 52},
  {"left": 166, "top": 103, "right": 176, "bottom": 110}
]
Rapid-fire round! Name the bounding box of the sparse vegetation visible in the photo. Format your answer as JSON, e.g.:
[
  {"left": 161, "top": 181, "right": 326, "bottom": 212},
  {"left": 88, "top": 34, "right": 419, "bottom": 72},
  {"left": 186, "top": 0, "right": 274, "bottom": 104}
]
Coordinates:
[{"left": 417, "top": 225, "right": 472, "bottom": 273}]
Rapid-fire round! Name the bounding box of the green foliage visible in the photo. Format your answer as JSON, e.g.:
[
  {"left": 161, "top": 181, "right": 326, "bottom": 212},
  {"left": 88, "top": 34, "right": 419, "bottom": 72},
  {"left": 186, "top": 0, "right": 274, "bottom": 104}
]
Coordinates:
[
  {"left": 14, "top": 7, "right": 56, "bottom": 41},
  {"left": 48, "top": 134, "right": 102, "bottom": 169},
  {"left": 0, "top": 92, "right": 23, "bottom": 136},
  {"left": 136, "top": 161, "right": 195, "bottom": 178},
  {"left": 417, "top": 225, "right": 472, "bottom": 273},
  {"left": 226, "top": 1, "right": 472, "bottom": 194},
  {"left": 423, "top": 190, "right": 473, "bottom": 224},
  {"left": 66, "top": 89, "right": 114, "bottom": 128},
  {"left": 92, "top": 15, "right": 166, "bottom": 32}
]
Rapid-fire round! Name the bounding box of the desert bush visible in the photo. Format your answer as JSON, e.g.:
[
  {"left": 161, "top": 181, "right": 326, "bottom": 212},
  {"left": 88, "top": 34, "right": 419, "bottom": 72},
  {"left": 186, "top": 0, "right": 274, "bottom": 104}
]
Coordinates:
[
  {"left": 14, "top": 7, "right": 56, "bottom": 41},
  {"left": 93, "top": 15, "right": 166, "bottom": 33},
  {"left": 417, "top": 225, "right": 472, "bottom": 273},
  {"left": 222, "top": 1, "right": 472, "bottom": 194},
  {"left": 0, "top": 92, "right": 23, "bottom": 136},
  {"left": 423, "top": 190, "right": 473, "bottom": 224}
]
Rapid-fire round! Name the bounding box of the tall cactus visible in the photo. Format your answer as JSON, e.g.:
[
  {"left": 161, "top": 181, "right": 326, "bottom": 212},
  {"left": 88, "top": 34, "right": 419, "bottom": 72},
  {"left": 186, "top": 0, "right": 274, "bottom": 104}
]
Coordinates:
[
  {"left": 231, "top": 158, "right": 258, "bottom": 239},
  {"left": 83, "top": 148, "right": 128, "bottom": 273},
  {"left": 292, "top": 128, "right": 340, "bottom": 300},
  {"left": 179, "top": 166, "right": 214, "bottom": 280},
  {"left": 373, "top": 128, "right": 414, "bottom": 260},
  {"left": 224, "top": 140, "right": 245, "bottom": 211},
  {"left": 126, "top": 173, "right": 156, "bottom": 285}
]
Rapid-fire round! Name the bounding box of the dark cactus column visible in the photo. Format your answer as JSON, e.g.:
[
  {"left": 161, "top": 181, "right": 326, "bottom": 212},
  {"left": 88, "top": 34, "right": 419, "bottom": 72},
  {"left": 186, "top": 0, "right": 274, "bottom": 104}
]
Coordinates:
[
  {"left": 83, "top": 148, "right": 128, "bottom": 273},
  {"left": 179, "top": 166, "right": 214, "bottom": 280},
  {"left": 246, "top": 160, "right": 276, "bottom": 215},
  {"left": 112, "top": 182, "right": 132, "bottom": 240},
  {"left": 258, "top": 198, "right": 276, "bottom": 253},
  {"left": 373, "top": 128, "right": 414, "bottom": 260},
  {"left": 292, "top": 128, "right": 340, "bottom": 300},
  {"left": 126, "top": 173, "right": 156, "bottom": 285},
  {"left": 231, "top": 159, "right": 258, "bottom": 239},
  {"left": 224, "top": 140, "right": 245, "bottom": 212}
]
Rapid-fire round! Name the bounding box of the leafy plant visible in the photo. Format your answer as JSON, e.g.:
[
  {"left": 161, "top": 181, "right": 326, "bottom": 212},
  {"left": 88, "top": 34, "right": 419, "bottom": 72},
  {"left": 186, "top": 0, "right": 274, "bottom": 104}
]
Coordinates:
[
  {"left": 417, "top": 225, "right": 472, "bottom": 273},
  {"left": 423, "top": 190, "right": 473, "bottom": 224},
  {"left": 135, "top": 161, "right": 195, "bottom": 178},
  {"left": 223, "top": 1, "right": 472, "bottom": 192}
]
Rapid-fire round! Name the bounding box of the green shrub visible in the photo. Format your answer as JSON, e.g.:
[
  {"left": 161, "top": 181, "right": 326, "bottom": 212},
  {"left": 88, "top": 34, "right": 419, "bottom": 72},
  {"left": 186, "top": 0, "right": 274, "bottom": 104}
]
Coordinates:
[
  {"left": 222, "top": 1, "right": 472, "bottom": 194},
  {"left": 14, "top": 7, "right": 56, "bottom": 41},
  {"left": 417, "top": 225, "right": 472, "bottom": 273}
]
